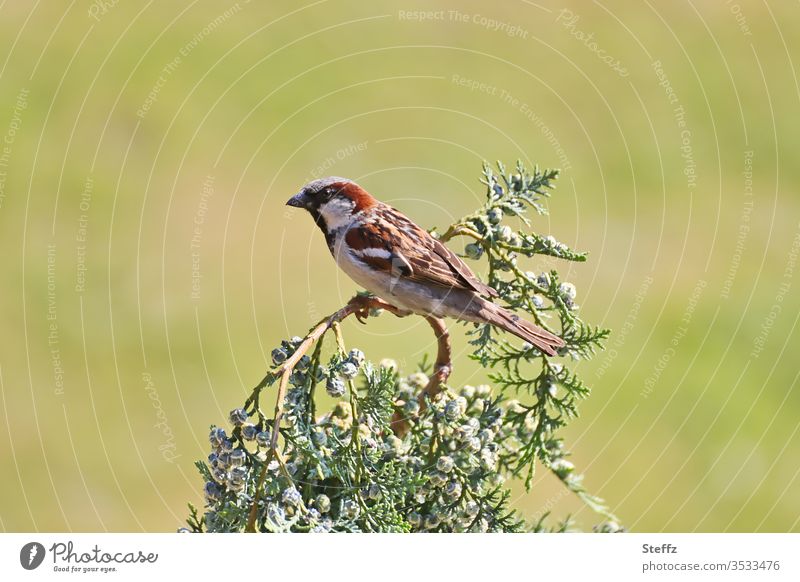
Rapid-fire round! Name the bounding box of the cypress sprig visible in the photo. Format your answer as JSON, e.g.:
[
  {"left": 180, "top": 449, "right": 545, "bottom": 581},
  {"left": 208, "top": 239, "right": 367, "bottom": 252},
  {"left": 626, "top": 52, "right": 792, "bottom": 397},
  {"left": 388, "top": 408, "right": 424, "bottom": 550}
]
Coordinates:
[{"left": 185, "top": 161, "right": 620, "bottom": 533}]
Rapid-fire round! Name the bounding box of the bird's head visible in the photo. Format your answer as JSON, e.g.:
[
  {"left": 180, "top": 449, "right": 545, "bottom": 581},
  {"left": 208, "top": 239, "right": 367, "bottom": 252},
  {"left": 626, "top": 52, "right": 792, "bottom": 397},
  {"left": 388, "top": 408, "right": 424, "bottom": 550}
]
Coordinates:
[{"left": 286, "top": 176, "right": 377, "bottom": 232}]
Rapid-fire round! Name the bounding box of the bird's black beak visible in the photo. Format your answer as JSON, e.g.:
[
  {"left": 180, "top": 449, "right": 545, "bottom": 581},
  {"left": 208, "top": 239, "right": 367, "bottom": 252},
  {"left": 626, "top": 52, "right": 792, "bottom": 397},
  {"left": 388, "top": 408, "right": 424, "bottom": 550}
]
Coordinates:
[{"left": 286, "top": 191, "right": 309, "bottom": 208}]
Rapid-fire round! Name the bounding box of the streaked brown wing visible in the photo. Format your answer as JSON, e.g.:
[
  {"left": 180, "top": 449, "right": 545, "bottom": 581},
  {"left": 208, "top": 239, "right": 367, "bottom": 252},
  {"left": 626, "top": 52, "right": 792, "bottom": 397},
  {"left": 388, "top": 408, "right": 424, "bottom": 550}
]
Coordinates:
[
  {"left": 345, "top": 204, "right": 497, "bottom": 298},
  {"left": 427, "top": 237, "right": 498, "bottom": 298}
]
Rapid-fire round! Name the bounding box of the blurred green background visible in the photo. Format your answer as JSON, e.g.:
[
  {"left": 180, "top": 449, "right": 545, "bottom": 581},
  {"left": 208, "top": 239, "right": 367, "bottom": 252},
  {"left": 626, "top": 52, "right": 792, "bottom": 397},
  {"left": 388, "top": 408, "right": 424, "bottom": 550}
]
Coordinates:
[{"left": 1, "top": 0, "right": 798, "bottom": 532}]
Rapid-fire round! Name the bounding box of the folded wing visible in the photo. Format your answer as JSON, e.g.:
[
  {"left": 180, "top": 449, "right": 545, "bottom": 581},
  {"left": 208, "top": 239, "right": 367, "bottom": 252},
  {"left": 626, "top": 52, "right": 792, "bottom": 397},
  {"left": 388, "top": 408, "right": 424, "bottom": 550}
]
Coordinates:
[{"left": 345, "top": 204, "right": 498, "bottom": 298}]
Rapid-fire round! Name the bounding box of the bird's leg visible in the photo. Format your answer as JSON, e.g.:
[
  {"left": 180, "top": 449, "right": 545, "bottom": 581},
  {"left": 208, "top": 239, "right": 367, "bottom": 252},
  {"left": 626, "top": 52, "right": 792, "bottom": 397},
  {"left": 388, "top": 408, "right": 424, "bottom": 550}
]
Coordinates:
[
  {"left": 421, "top": 315, "right": 452, "bottom": 400},
  {"left": 348, "top": 294, "right": 411, "bottom": 323},
  {"left": 390, "top": 315, "right": 452, "bottom": 437}
]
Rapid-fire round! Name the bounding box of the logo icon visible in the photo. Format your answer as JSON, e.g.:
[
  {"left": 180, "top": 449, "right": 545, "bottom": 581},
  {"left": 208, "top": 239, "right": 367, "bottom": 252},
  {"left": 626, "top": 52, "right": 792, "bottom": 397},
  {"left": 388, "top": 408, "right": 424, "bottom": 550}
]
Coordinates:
[{"left": 20, "top": 542, "right": 46, "bottom": 570}]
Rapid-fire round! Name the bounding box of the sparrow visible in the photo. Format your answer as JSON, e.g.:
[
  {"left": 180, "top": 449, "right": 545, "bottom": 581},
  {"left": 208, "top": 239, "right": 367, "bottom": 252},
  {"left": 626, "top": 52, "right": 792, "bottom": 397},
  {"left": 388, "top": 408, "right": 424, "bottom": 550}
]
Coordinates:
[{"left": 286, "top": 177, "right": 565, "bottom": 356}]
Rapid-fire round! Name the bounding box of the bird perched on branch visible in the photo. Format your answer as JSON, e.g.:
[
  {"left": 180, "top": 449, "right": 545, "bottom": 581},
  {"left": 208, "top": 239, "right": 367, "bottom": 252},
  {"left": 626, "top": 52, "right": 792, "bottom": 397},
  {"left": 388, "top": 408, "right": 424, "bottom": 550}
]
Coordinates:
[{"left": 286, "top": 177, "right": 564, "bottom": 356}]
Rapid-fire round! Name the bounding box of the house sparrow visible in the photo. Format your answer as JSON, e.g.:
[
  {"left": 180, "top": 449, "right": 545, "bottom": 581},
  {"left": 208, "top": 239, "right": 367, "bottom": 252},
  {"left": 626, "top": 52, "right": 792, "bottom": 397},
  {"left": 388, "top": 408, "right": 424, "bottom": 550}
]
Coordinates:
[{"left": 286, "top": 177, "right": 564, "bottom": 356}]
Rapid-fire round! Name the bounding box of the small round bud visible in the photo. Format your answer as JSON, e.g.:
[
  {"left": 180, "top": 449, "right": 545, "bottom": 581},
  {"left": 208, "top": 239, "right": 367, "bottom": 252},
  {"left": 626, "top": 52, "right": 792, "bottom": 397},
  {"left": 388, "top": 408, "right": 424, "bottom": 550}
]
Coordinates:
[
  {"left": 532, "top": 295, "right": 545, "bottom": 309},
  {"left": 497, "top": 225, "right": 513, "bottom": 242},
  {"left": 478, "top": 428, "right": 494, "bottom": 444},
  {"left": 407, "top": 372, "right": 428, "bottom": 389},
  {"left": 177, "top": 527, "right": 191, "bottom": 533},
  {"left": 492, "top": 183, "right": 503, "bottom": 198},
  {"left": 219, "top": 438, "right": 234, "bottom": 453},
  {"left": 347, "top": 349, "right": 365, "bottom": 365},
  {"left": 241, "top": 423, "right": 257, "bottom": 441},
  {"left": 464, "top": 500, "right": 480, "bottom": 518},
  {"left": 460, "top": 385, "right": 476, "bottom": 399},
  {"left": 255, "top": 430, "right": 271, "bottom": 447},
  {"left": 282, "top": 486, "right": 302, "bottom": 506},
  {"left": 480, "top": 449, "right": 497, "bottom": 471},
  {"left": 315, "top": 494, "right": 331, "bottom": 513},
  {"left": 464, "top": 243, "right": 483, "bottom": 260},
  {"left": 271, "top": 347, "right": 288, "bottom": 365},
  {"left": 289, "top": 336, "right": 303, "bottom": 346},
  {"left": 487, "top": 208, "right": 503, "bottom": 225},
  {"left": 289, "top": 371, "right": 306, "bottom": 386},
  {"left": 445, "top": 480, "right": 462, "bottom": 499},
  {"left": 542, "top": 376, "right": 558, "bottom": 397},
  {"left": 444, "top": 397, "right": 466, "bottom": 421},
  {"left": 551, "top": 458, "right": 575, "bottom": 478},
  {"left": 339, "top": 362, "right": 359, "bottom": 379},
  {"left": 204, "top": 481, "right": 222, "bottom": 502},
  {"left": 436, "top": 455, "right": 454, "bottom": 473},
  {"left": 379, "top": 358, "right": 398, "bottom": 372},
  {"left": 341, "top": 498, "right": 360, "bottom": 520},
  {"left": 295, "top": 355, "right": 311, "bottom": 372},
  {"left": 424, "top": 513, "right": 441, "bottom": 529},
  {"left": 326, "top": 376, "right": 346, "bottom": 398},
  {"left": 476, "top": 384, "right": 491, "bottom": 398},
  {"left": 537, "top": 272, "right": 551, "bottom": 288},
  {"left": 216, "top": 452, "right": 231, "bottom": 468},
  {"left": 228, "top": 466, "right": 248, "bottom": 486},
  {"left": 506, "top": 399, "right": 525, "bottom": 414},
  {"left": 209, "top": 427, "right": 227, "bottom": 448},
  {"left": 229, "top": 448, "right": 246, "bottom": 467},
  {"left": 429, "top": 471, "right": 448, "bottom": 488},
  {"left": 559, "top": 282, "right": 577, "bottom": 300},
  {"left": 367, "top": 483, "right": 382, "bottom": 500}
]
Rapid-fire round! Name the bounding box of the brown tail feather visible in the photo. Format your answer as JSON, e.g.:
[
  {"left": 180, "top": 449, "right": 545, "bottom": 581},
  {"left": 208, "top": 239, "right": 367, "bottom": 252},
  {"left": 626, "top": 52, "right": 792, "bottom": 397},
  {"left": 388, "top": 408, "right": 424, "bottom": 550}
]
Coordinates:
[{"left": 479, "top": 302, "right": 564, "bottom": 356}]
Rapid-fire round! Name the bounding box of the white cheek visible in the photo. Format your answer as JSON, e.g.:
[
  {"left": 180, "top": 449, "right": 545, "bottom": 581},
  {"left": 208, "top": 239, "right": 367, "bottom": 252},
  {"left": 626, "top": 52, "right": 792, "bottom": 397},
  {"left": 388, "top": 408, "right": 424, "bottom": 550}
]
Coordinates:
[{"left": 319, "top": 198, "right": 355, "bottom": 232}]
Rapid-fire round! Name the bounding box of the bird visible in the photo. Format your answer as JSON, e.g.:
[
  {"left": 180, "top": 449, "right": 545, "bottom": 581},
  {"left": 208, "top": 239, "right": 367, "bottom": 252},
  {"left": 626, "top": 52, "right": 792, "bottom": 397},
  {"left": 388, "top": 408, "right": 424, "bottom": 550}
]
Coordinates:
[{"left": 286, "top": 176, "right": 565, "bottom": 356}]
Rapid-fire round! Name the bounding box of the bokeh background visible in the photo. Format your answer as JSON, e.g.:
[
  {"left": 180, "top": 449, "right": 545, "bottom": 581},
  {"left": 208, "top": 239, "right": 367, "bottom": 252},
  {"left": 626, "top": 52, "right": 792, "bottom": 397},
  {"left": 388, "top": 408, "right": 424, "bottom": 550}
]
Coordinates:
[{"left": 1, "top": 0, "right": 798, "bottom": 532}]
